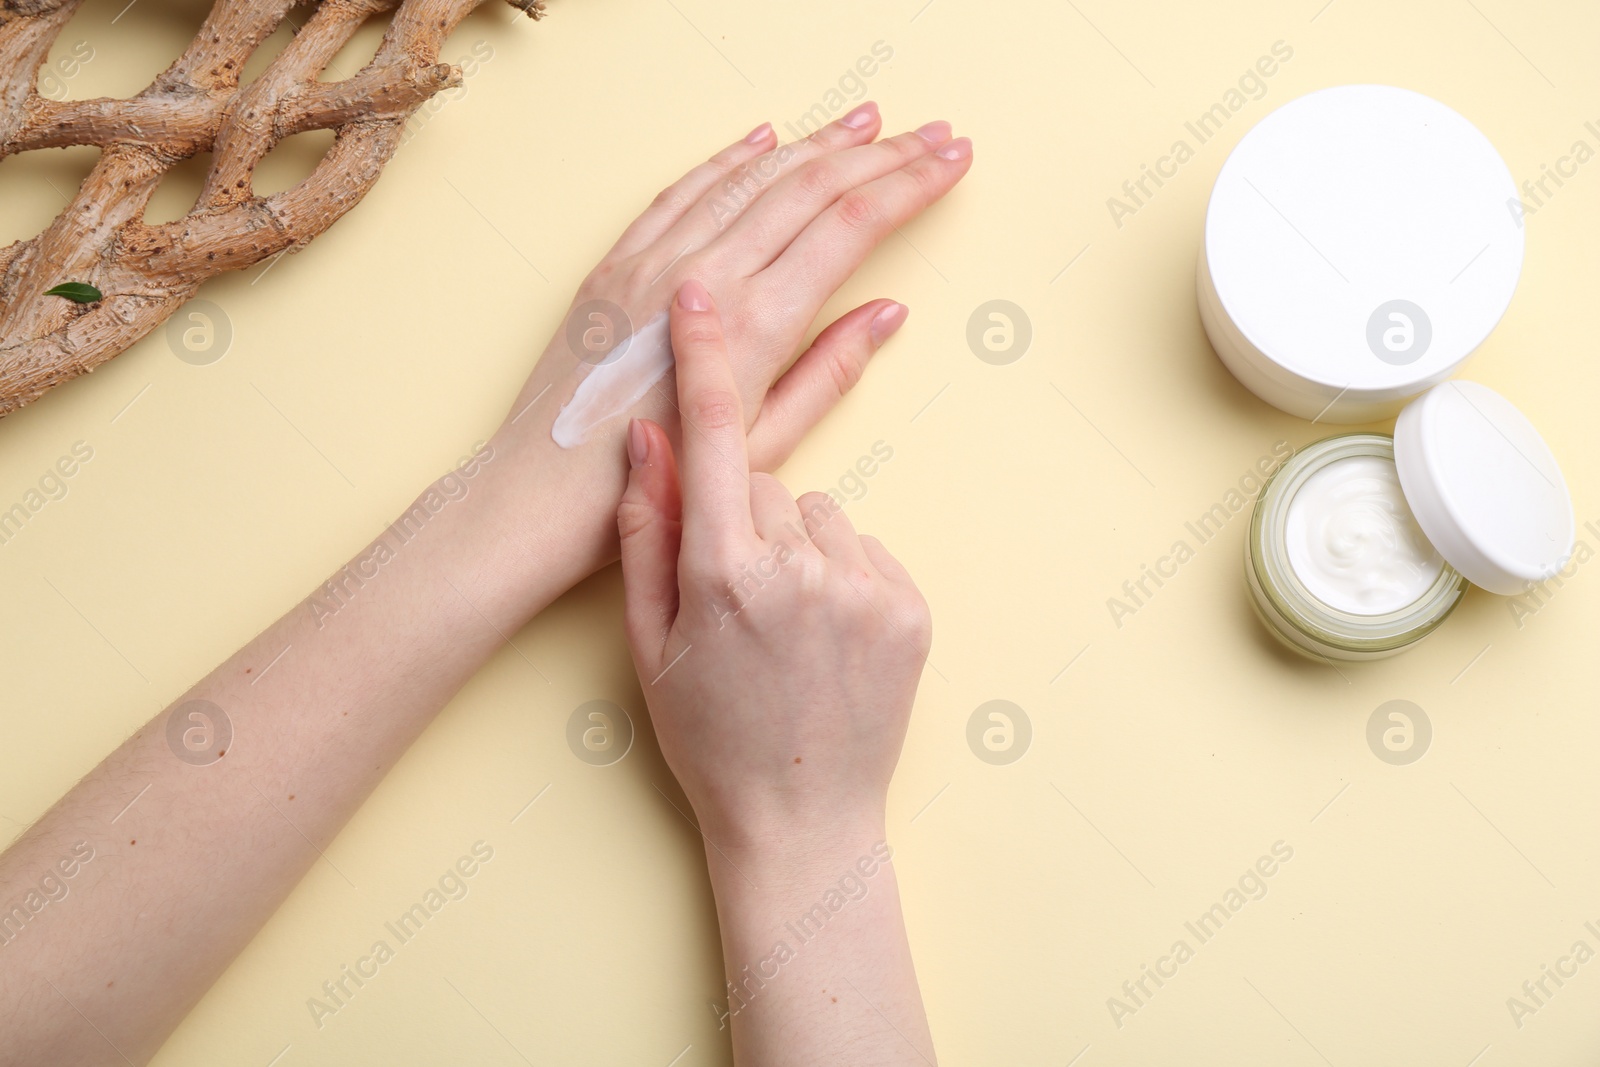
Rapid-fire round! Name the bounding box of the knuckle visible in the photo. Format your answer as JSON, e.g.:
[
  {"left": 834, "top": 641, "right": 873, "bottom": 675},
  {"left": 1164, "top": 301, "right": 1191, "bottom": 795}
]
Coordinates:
[
  {"left": 625, "top": 260, "right": 662, "bottom": 292},
  {"left": 863, "top": 533, "right": 904, "bottom": 572},
  {"left": 906, "top": 157, "right": 942, "bottom": 197},
  {"left": 895, "top": 591, "right": 934, "bottom": 652},
  {"left": 582, "top": 259, "right": 648, "bottom": 305},
  {"left": 575, "top": 263, "right": 619, "bottom": 303},
  {"left": 688, "top": 387, "right": 742, "bottom": 430},
  {"left": 650, "top": 183, "right": 690, "bottom": 214},
  {"left": 790, "top": 552, "right": 832, "bottom": 601},
  {"left": 795, "top": 491, "right": 841, "bottom": 534},
  {"left": 795, "top": 161, "right": 840, "bottom": 202},
  {"left": 770, "top": 140, "right": 803, "bottom": 171},
  {"left": 679, "top": 319, "right": 725, "bottom": 350},
  {"left": 836, "top": 189, "right": 882, "bottom": 233},
  {"left": 718, "top": 164, "right": 761, "bottom": 204},
  {"left": 615, "top": 496, "right": 656, "bottom": 543},
  {"left": 795, "top": 489, "right": 834, "bottom": 514},
  {"left": 837, "top": 585, "right": 882, "bottom": 630},
  {"left": 841, "top": 565, "right": 878, "bottom": 601},
  {"left": 824, "top": 347, "right": 865, "bottom": 398},
  {"left": 750, "top": 148, "right": 792, "bottom": 186},
  {"left": 891, "top": 132, "right": 927, "bottom": 160}
]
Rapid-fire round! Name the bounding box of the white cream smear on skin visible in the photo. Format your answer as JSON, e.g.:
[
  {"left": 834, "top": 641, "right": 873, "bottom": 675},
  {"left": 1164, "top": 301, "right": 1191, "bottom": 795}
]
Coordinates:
[
  {"left": 551, "top": 311, "right": 673, "bottom": 448},
  {"left": 1285, "top": 455, "right": 1445, "bottom": 615}
]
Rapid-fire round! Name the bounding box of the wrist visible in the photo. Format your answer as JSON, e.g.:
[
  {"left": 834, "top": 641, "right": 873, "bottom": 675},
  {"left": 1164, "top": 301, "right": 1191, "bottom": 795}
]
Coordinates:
[
  {"left": 701, "top": 806, "right": 890, "bottom": 894},
  {"left": 452, "top": 418, "right": 630, "bottom": 617}
]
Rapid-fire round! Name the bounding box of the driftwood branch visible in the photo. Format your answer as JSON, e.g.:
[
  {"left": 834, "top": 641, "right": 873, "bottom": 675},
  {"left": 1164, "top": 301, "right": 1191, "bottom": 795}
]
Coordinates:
[{"left": 0, "top": 0, "right": 545, "bottom": 416}]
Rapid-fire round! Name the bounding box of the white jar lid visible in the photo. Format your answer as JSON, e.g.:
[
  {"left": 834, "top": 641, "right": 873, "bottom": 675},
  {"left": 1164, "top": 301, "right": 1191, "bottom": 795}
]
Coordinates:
[
  {"left": 1203, "top": 85, "right": 1524, "bottom": 421},
  {"left": 1394, "top": 381, "right": 1574, "bottom": 595}
]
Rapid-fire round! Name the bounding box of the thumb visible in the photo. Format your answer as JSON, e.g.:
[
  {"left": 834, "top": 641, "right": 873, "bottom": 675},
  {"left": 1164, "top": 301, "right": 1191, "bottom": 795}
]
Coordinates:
[{"left": 617, "top": 417, "right": 682, "bottom": 664}]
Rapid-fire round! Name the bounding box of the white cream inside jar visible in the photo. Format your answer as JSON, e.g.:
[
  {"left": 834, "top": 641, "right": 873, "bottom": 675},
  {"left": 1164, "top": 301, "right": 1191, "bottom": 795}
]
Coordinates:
[
  {"left": 1244, "top": 433, "right": 1467, "bottom": 661},
  {"left": 1283, "top": 454, "right": 1444, "bottom": 615}
]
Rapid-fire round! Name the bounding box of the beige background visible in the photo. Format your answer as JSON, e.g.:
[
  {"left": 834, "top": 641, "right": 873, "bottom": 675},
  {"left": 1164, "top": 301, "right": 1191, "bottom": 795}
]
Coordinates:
[{"left": 3, "top": 0, "right": 1599, "bottom": 1063}]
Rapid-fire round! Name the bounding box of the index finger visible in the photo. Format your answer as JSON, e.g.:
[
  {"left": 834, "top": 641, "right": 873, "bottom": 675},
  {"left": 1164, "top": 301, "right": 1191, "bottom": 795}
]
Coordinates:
[
  {"left": 759, "top": 137, "right": 974, "bottom": 324},
  {"left": 669, "top": 280, "right": 755, "bottom": 547}
]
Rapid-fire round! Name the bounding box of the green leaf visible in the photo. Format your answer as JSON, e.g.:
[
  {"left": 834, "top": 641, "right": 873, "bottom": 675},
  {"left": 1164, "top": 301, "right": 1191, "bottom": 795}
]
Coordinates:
[{"left": 45, "top": 282, "right": 102, "bottom": 303}]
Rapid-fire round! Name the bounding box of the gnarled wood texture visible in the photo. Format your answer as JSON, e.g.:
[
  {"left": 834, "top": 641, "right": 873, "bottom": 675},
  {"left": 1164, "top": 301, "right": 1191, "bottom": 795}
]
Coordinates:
[{"left": 0, "top": 0, "right": 545, "bottom": 416}]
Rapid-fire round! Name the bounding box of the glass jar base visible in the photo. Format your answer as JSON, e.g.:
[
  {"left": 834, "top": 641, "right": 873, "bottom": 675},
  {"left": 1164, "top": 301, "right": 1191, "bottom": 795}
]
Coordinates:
[{"left": 1244, "top": 434, "right": 1467, "bottom": 661}]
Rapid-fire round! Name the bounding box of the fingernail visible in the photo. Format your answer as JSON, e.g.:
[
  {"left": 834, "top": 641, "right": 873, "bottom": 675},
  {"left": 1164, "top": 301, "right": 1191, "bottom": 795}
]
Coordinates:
[
  {"left": 744, "top": 121, "right": 773, "bottom": 144},
  {"left": 914, "top": 120, "right": 952, "bottom": 143},
  {"left": 936, "top": 137, "right": 972, "bottom": 161},
  {"left": 627, "top": 418, "right": 649, "bottom": 469},
  {"left": 841, "top": 102, "right": 879, "bottom": 129},
  {"left": 677, "top": 279, "right": 712, "bottom": 311},
  {"left": 870, "top": 302, "right": 909, "bottom": 346}
]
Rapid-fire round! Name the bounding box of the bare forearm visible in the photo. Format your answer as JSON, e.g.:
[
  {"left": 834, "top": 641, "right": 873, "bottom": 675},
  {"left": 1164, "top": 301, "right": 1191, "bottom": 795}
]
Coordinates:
[
  {"left": 0, "top": 441, "right": 601, "bottom": 1065},
  {"left": 708, "top": 818, "right": 936, "bottom": 1067}
]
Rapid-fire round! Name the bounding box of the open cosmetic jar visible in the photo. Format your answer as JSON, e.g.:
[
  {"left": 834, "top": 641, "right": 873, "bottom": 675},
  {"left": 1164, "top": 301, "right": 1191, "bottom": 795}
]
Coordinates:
[
  {"left": 1246, "top": 382, "right": 1574, "bottom": 660},
  {"left": 1199, "top": 85, "right": 1524, "bottom": 423}
]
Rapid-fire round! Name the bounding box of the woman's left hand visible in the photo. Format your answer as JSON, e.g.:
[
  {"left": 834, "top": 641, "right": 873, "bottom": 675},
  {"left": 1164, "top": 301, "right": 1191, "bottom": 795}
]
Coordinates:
[{"left": 476, "top": 106, "right": 973, "bottom": 596}]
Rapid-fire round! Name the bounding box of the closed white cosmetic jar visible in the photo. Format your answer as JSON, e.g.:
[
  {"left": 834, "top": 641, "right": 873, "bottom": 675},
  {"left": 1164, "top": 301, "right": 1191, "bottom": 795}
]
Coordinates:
[
  {"left": 1247, "top": 382, "right": 1574, "bottom": 660},
  {"left": 1199, "top": 85, "right": 1524, "bottom": 422}
]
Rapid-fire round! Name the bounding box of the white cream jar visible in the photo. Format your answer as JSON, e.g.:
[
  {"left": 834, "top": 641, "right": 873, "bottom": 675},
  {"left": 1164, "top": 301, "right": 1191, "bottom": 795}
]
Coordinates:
[
  {"left": 1247, "top": 382, "right": 1573, "bottom": 660},
  {"left": 1199, "top": 85, "right": 1524, "bottom": 422}
]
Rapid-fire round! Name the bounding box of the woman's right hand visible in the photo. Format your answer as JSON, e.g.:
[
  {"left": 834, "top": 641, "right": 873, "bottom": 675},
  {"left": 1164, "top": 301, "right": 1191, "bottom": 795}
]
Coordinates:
[
  {"left": 618, "top": 279, "right": 939, "bottom": 1066},
  {"left": 616, "top": 279, "right": 932, "bottom": 851}
]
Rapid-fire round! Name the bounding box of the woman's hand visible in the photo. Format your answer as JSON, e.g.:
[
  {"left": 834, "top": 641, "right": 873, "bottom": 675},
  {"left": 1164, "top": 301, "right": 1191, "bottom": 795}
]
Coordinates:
[
  {"left": 479, "top": 107, "right": 972, "bottom": 603},
  {"left": 617, "top": 279, "right": 932, "bottom": 850},
  {"left": 0, "top": 112, "right": 967, "bottom": 1067},
  {"left": 617, "top": 280, "right": 938, "bottom": 1065}
]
